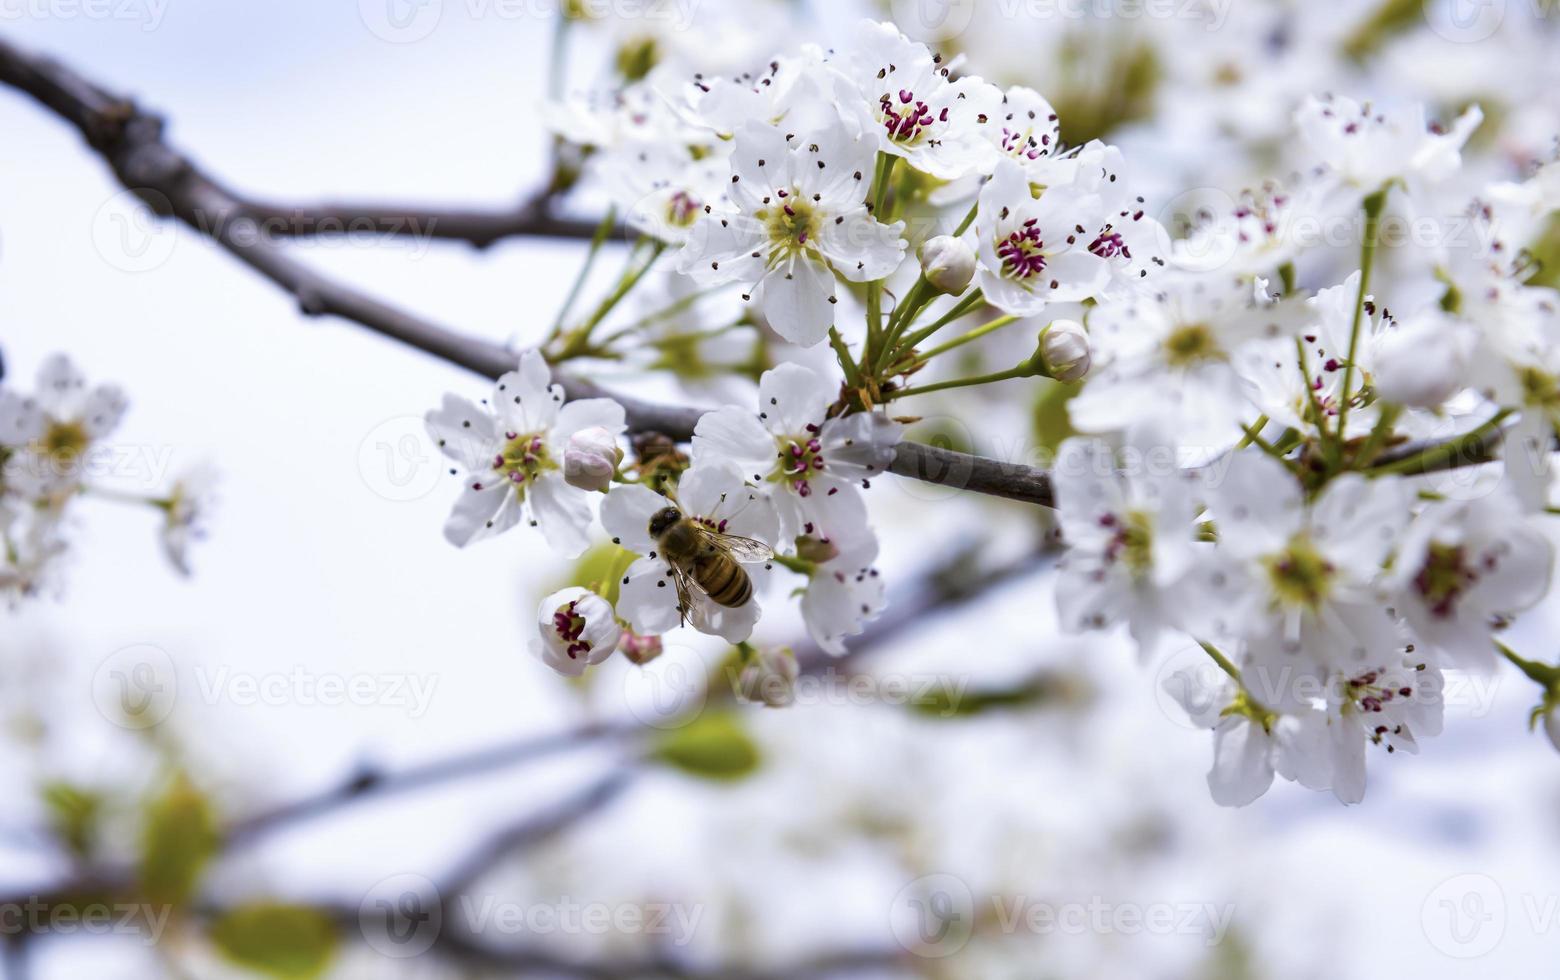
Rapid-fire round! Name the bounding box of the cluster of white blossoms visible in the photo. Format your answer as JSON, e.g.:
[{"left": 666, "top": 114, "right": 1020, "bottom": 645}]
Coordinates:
[
  {"left": 425, "top": 18, "right": 1560, "bottom": 804},
  {"left": 1054, "top": 109, "right": 1560, "bottom": 804},
  {"left": 0, "top": 354, "right": 210, "bottom": 600}
]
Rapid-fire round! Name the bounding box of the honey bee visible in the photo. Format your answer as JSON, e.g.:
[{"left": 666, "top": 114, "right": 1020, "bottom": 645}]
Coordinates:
[{"left": 648, "top": 505, "right": 774, "bottom": 625}]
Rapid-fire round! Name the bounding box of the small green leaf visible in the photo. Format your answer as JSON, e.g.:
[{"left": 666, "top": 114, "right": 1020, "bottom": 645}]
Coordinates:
[
  {"left": 1526, "top": 213, "right": 1560, "bottom": 291},
  {"left": 1032, "top": 379, "right": 1081, "bottom": 456},
  {"left": 651, "top": 712, "right": 761, "bottom": 782},
  {"left": 1341, "top": 0, "right": 1421, "bottom": 61},
  {"left": 909, "top": 675, "right": 1069, "bottom": 719},
  {"left": 209, "top": 904, "right": 339, "bottom": 979},
  {"left": 40, "top": 781, "right": 104, "bottom": 860},
  {"left": 563, "top": 542, "right": 638, "bottom": 605},
  {"left": 138, "top": 774, "right": 218, "bottom": 909}
]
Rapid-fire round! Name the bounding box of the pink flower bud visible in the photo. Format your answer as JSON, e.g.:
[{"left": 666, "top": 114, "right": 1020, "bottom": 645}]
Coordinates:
[
  {"left": 563, "top": 426, "right": 624, "bottom": 492},
  {"left": 737, "top": 648, "right": 799, "bottom": 708}
]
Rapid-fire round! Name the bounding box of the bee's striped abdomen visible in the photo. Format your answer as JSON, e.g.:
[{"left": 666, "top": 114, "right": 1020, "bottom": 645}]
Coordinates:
[{"left": 693, "top": 550, "right": 753, "bottom": 608}]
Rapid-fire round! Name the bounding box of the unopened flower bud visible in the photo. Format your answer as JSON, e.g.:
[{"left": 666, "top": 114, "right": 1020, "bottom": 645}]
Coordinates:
[
  {"left": 564, "top": 426, "right": 624, "bottom": 492},
  {"left": 918, "top": 235, "right": 976, "bottom": 296},
  {"left": 1373, "top": 313, "right": 1471, "bottom": 409},
  {"left": 619, "top": 630, "right": 664, "bottom": 666},
  {"left": 737, "top": 648, "right": 799, "bottom": 708},
  {"left": 532, "top": 588, "right": 621, "bottom": 678},
  {"left": 794, "top": 535, "right": 840, "bottom": 564},
  {"left": 1036, "top": 319, "right": 1091, "bottom": 382}
]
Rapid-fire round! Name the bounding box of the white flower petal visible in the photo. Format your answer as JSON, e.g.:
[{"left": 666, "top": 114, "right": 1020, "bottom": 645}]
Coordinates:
[
  {"left": 601, "top": 483, "right": 672, "bottom": 554},
  {"left": 528, "top": 472, "right": 594, "bottom": 558}
]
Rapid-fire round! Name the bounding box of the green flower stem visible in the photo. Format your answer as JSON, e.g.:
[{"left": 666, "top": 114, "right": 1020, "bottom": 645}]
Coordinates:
[
  {"left": 548, "top": 206, "right": 618, "bottom": 341},
  {"left": 1198, "top": 641, "right": 1242, "bottom": 681},
  {"left": 1496, "top": 640, "right": 1560, "bottom": 689},
  {"left": 902, "top": 314, "right": 1021, "bottom": 372},
  {"left": 867, "top": 281, "right": 884, "bottom": 364},
  {"left": 596, "top": 285, "right": 726, "bottom": 346},
  {"left": 1239, "top": 422, "right": 1297, "bottom": 471},
  {"left": 865, "top": 153, "right": 899, "bottom": 365},
  {"left": 1336, "top": 186, "right": 1390, "bottom": 446},
  {"left": 1294, "top": 336, "right": 1335, "bottom": 460},
  {"left": 771, "top": 553, "right": 815, "bottom": 576},
  {"left": 82, "top": 485, "right": 169, "bottom": 508},
  {"left": 952, "top": 197, "right": 980, "bottom": 237},
  {"left": 1367, "top": 408, "right": 1513, "bottom": 477},
  {"left": 561, "top": 240, "right": 667, "bottom": 357},
  {"left": 1353, "top": 402, "right": 1402, "bottom": 469},
  {"left": 889, "top": 362, "right": 1034, "bottom": 400},
  {"left": 1233, "top": 415, "right": 1269, "bottom": 450},
  {"left": 891, "top": 291, "right": 985, "bottom": 360},
  {"left": 872, "top": 152, "right": 898, "bottom": 220},
  {"left": 830, "top": 327, "right": 863, "bottom": 389}
]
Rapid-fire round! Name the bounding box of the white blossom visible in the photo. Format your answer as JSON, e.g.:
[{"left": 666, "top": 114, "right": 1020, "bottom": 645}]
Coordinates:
[
  {"left": 1201, "top": 452, "right": 1411, "bottom": 671},
  {"left": 159, "top": 465, "right": 217, "bottom": 578},
  {"left": 690, "top": 363, "right": 899, "bottom": 545},
  {"left": 830, "top": 20, "right": 1002, "bottom": 180},
  {"left": 426, "top": 351, "right": 625, "bottom": 557},
  {"left": 1052, "top": 431, "right": 1207, "bottom": 659},
  {"left": 974, "top": 159, "right": 1108, "bottom": 317},
  {"left": 2, "top": 354, "right": 127, "bottom": 500},
  {"left": 1294, "top": 95, "right": 1482, "bottom": 212},
  {"left": 531, "top": 588, "right": 622, "bottom": 678},
  {"left": 678, "top": 119, "right": 906, "bottom": 346},
  {"left": 1072, "top": 274, "right": 1304, "bottom": 447},
  {"left": 798, "top": 530, "right": 885, "bottom": 657},
  {"left": 1388, "top": 490, "right": 1554, "bottom": 671}
]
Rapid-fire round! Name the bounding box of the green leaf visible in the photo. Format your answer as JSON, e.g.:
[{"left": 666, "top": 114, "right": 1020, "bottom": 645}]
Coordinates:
[
  {"left": 651, "top": 712, "right": 761, "bottom": 782},
  {"left": 563, "top": 542, "right": 638, "bottom": 605},
  {"left": 1526, "top": 213, "right": 1560, "bottom": 291},
  {"left": 209, "top": 904, "right": 339, "bottom": 979},
  {"left": 1341, "top": 0, "right": 1421, "bottom": 61},
  {"left": 908, "top": 675, "right": 1069, "bottom": 719},
  {"left": 138, "top": 774, "right": 219, "bottom": 909},
  {"left": 40, "top": 781, "right": 104, "bottom": 860},
  {"left": 1031, "top": 379, "right": 1081, "bottom": 456}
]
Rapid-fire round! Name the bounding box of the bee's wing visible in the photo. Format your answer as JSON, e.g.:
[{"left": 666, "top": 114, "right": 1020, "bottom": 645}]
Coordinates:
[
  {"left": 690, "top": 524, "right": 774, "bottom": 564},
  {"left": 664, "top": 561, "right": 702, "bottom": 628}
]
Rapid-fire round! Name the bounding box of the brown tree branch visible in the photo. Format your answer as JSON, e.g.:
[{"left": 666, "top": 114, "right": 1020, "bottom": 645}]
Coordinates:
[
  {"left": 0, "top": 34, "right": 1057, "bottom": 509},
  {"left": 234, "top": 196, "right": 615, "bottom": 248}
]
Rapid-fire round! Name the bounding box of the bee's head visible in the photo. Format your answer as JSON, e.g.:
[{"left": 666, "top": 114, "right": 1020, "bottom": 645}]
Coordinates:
[{"left": 648, "top": 506, "right": 683, "bottom": 539}]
